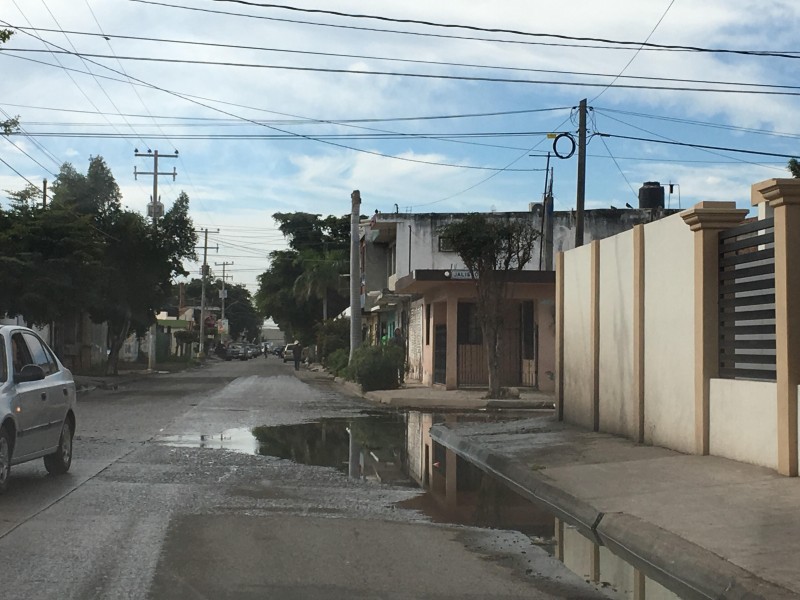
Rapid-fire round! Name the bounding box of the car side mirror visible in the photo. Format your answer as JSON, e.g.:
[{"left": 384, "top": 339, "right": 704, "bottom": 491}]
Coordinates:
[{"left": 16, "top": 364, "right": 45, "bottom": 383}]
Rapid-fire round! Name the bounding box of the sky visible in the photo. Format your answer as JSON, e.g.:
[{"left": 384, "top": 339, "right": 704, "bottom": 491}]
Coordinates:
[{"left": 2, "top": 0, "right": 800, "bottom": 293}]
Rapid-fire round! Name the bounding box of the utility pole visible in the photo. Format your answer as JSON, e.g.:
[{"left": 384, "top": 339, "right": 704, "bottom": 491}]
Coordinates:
[
  {"left": 42, "top": 178, "right": 47, "bottom": 208},
  {"left": 215, "top": 261, "right": 234, "bottom": 337},
  {"left": 196, "top": 229, "right": 218, "bottom": 357},
  {"left": 135, "top": 148, "right": 178, "bottom": 370},
  {"left": 349, "top": 190, "right": 362, "bottom": 361},
  {"left": 575, "top": 98, "right": 587, "bottom": 248}
]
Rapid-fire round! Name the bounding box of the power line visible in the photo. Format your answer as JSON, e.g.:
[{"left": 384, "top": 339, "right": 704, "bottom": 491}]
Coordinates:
[
  {"left": 9, "top": 48, "right": 800, "bottom": 97},
  {"left": 598, "top": 132, "right": 799, "bottom": 160},
  {"left": 135, "top": 0, "right": 800, "bottom": 60},
  {"left": 10, "top": 27, "right": 798, "bottom": 93}
]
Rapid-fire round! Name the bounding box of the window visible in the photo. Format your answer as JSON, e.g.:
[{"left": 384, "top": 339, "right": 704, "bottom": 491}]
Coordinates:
[
  {"left": 438, "top": 236, "right": 455, "bottom": 252},
  {"left": 425, "top": 304, "right": 431, "bottom": 345},
  {"left": 11, "top": 332, "right": 33, "bottom": 376},
  {"left": 0, "top": 335, "right": 6, "bottom": 383},
  {"left": 23, "top": 332, "right": 57, "bottom": 376}
]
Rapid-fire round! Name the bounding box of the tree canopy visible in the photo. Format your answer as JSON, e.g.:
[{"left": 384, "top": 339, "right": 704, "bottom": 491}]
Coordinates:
[
  {"left": 3, "top": 156, "right": 197, "bottom": 374},
  {"left": 255, "top": 213, "right": 352, "bottom": 342}
]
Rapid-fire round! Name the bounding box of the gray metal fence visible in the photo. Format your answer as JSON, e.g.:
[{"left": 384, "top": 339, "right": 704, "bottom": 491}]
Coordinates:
[{"left": 718, "top": 218, "right": 776, "bottom": 381}]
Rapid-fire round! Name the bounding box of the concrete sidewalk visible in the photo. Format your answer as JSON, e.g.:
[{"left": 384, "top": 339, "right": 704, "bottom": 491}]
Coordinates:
[
  {"left": 327, "top": 373, "right": 799, "bottom": 598},
  {"left": 429, "top": 415, "right": 800, "bottom": 600}
]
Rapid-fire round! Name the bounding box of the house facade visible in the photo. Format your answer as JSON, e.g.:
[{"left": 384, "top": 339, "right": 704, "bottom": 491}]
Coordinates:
[{"left": 361, "top": 205, "right": 672, "bottom": 391}]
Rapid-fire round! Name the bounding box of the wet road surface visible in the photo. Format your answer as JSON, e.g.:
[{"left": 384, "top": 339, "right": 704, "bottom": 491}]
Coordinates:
[{"left": 0, "top": 357, "right": 608, "bottom": 599}]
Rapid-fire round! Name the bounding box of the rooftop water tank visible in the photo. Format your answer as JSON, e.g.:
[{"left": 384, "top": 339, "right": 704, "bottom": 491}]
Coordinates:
[{"left": 638, "top": 181, "right": 664, "bottom": 209}]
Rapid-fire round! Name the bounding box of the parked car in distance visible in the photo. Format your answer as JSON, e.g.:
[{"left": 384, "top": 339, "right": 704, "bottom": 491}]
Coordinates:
[
  {"left": 0, "top": 325, "right": 77, "bottom": 493},
  {"left": 225, "top": 343, "right": 244, "bottom": 361},
  {"left": 283, "top": 344, "right": 294, "bottom": 363}
]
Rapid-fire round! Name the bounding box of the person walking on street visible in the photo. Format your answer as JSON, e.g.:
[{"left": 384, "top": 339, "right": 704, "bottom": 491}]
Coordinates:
[{"left": 291, "top": 340, "right": 302, "bottom": 371}]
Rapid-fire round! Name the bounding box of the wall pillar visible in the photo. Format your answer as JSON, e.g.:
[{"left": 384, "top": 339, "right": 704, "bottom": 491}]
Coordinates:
[
  {"left": 590, "top": 240, "right": 600, "bottom": 432},
  {"left": 753, "top": 179, "right": 800, "bottom": 476},
  {"left": 555, "top": 252, "right": 565, "bottom": 420},
  {"left": 445, "top": 296, "right": 458, "bottom": 390},
  {"left": 632, "top": 225, "right": 645, "bottom": 443},
  {"left": 681, "top": 202, "right": 748, "bottom": 455}
]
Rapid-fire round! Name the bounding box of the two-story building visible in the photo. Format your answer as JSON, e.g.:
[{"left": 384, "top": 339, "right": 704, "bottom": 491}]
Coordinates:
[{"left": 361, "top": 193, "right": 677, "bottom": 392}]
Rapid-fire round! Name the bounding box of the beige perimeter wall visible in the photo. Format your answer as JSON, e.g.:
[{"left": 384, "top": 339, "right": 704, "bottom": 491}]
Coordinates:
[
  {"left": 643, "top": 213, "right": 695, "bottom": 454},
  {"left": 710, "top": 379, "right": 777, "bottom": 469},
  {"left": 598, "top": 230, "right": 636, "bottom": 438},
  {"left": 562, "top": 243, "right": 595, "bottom": 429}
]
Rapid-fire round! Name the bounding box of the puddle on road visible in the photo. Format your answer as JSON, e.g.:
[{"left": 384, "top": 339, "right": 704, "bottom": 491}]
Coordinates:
[{"left": 156, "top": 406, "right": 681, "bottom": 598}]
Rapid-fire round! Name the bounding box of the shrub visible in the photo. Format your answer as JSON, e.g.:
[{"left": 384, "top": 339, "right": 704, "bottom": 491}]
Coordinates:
[
  {"left": 348, "top": 344, "right": 400, "bottom": 392},
  {"left": 315, "top": 318, "right": 350, "bottom": 364},
  {"left": 324, "top": 348, "right": 349, "bottom": 377}
]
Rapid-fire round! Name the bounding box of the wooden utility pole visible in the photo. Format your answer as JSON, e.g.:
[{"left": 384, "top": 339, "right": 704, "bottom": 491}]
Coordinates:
[
  {"left": 575, "top": 99, "right": 587, "bottom": 248},
  {"left": 134, "top": 149, "right": 178, "bottom": 370}
]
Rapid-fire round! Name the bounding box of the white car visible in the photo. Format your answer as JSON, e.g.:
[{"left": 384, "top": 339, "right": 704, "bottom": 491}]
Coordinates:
[{"left": 0, "top": 326, "right": 77, "bottom": 492}]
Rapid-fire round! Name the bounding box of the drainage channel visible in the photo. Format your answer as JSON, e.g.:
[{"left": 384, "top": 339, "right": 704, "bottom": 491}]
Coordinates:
[{"left": 155, "top": 409, "right": 676, "bottom": 600}]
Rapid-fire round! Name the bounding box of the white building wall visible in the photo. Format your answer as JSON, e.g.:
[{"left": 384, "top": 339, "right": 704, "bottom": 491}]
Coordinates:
[
  {"left": 643, "top": 213, "right": 695, "bottom": 454},
  {"left": 599, "top": 230, "right": 636, "bottom": 438}
]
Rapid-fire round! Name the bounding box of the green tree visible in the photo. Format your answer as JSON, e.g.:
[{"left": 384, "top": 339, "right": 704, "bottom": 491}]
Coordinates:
[
  {"left": 788, "top": 159, "right": 800, "bottom": 178},
  {"left": 51, "top": 158, "right": 197, "bottom": 374},
  {"left": 438, "top": 214, "right": 539, "bottom": 398},
  {"left": 293, "top": 248, "right": 347, "bottom": 321},
  {"left": 0, "top": 190, "right": 104, "bottom": 325}
]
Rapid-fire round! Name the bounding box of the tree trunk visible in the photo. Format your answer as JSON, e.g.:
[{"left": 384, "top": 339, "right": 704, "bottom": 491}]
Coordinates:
[
  {"left": 485, "top": 321, "right": 502, "bottom": 398},
  {"left": 105, "top": 312, "right": 131, "bottom": 376}
]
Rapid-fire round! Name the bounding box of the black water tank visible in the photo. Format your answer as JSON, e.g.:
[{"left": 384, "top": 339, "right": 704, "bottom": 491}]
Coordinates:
[{"left": 638, "top": 181, "right": 664, "bottom": 209}]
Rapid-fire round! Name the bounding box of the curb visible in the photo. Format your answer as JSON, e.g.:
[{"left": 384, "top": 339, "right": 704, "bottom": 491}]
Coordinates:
[
  {"left": 430, "top": 423, "right": 602, "bottom": 543},
  {"left": 429, "top": 423, "right": 797, "bottom": 600}
]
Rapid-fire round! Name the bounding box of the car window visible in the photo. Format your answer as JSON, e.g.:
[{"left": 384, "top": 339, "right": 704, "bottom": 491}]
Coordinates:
[
  {"left": 22, "top": 332, "right": 56, "bottom": 376},
  {"left": 0, "top": 334, "right": 6, "bottom": 383},
  {"left": 11, "top": 332, "right": 34, "bottom": 376}
]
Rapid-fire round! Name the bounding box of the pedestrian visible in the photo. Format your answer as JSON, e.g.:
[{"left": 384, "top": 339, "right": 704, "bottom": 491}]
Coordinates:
[
  {"left": 291, "top": 340, "right": 302, "bottom": 371},
  {"left": 391, "top": 327, "right": 405, "bottom": 385}
]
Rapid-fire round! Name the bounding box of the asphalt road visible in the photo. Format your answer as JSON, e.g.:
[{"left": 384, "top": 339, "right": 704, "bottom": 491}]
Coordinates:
[{"left": 0, "top": 357, "right": 607, "bottom": 600}]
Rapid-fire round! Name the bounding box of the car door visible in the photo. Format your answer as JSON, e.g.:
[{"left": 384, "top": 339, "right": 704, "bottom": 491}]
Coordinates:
[
  {"left": 22, "top": 331, "right": 69, "bottom": 450},
  {"left": 9, "top": 331, "right": 48, "bottom": 460}
]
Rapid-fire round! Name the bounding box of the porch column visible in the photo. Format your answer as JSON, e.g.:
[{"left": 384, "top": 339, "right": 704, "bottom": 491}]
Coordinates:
[
  {"left": 445, "top": 296, "right": 458, "bottom": 390},
  {"left": 753, "top": 179, "right": 800, "bottom": 476},
  {"left": 681, "top": 202, "right": 748, "bottom": 455}
]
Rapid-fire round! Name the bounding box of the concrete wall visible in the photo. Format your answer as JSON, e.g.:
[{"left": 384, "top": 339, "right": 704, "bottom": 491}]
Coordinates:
[
  {"left": 642, "top": 213, "right": 695, "bottom": 454},
  {"left": 537, "top": 299, "right": 557, "bottom": 392},
  {"left": 562, "top": 243, "right": 595, "bottom": 429},
  {"left": 408, "top": 302, "right": 424, "bottom": 382},
  {"left": 599, "top": 546, "right": 636, "bottom": 599},
  {"left": 710, "top": 379, "right": 777, "bottom": 469},
  {"left": 598, "top": 230, "right": 636, "bottom": 438}
]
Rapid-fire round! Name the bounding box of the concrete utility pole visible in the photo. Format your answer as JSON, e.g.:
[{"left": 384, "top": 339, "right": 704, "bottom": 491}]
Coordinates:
[
  {"left": 135, "top": 148, "right": 178, "bottom": 371},
  {"left": 215, "top": 261, "right": 233, "bottom": 333},
  {"left": 575, "top": 99, "right": 587, "bottom": 248},
  {"left": 349, "top": 190, "right": 362, "bottom": 361},
  {"left": 196, "top": 229, "right": 219, "bottom": 356},
  {"left": 42, "top": 179, "right": 47, "bottom": 208}
]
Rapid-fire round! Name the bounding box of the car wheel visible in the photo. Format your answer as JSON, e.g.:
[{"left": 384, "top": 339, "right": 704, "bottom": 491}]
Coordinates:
[
  {"left": 0, "top": 427, "right": 11, "bottom": 493},
  {"left": 44, "top": 419, "right": 73, "bottom": 475}
]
